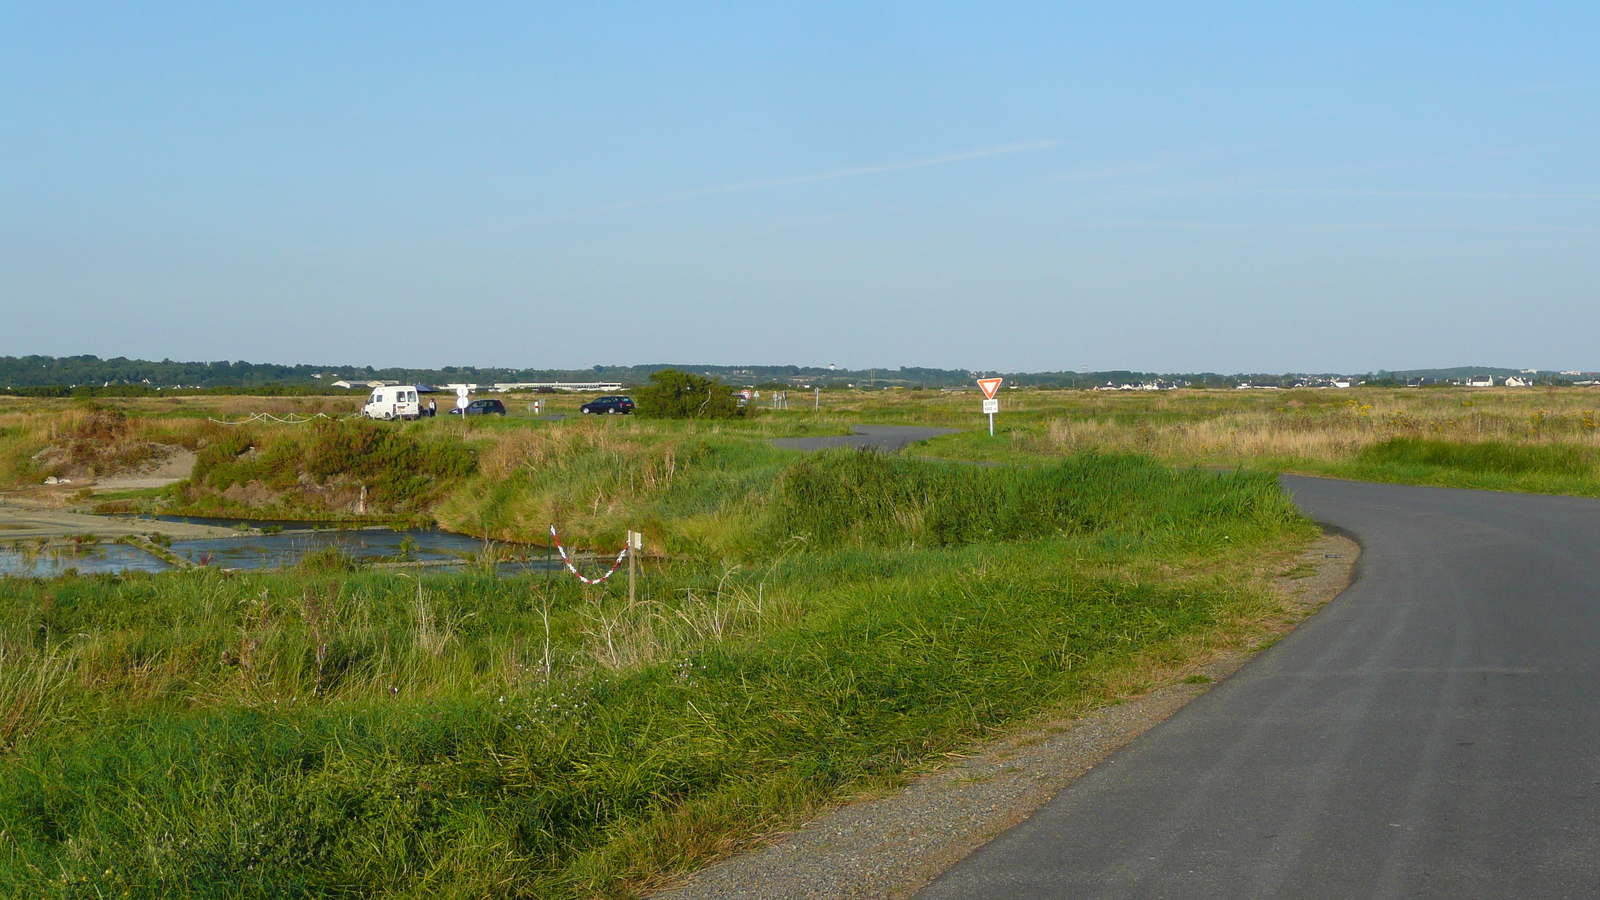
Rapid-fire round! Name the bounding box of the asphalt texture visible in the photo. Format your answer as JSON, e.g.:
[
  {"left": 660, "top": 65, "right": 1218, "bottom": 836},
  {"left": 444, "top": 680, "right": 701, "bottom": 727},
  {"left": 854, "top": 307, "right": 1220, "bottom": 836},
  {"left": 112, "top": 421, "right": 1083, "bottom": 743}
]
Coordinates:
[
  {"left": 771, "top": 425, "right": 960, "bottom": 453},
  {"left": 916, "top": 475, "right": 1600, "bottom": 899}
]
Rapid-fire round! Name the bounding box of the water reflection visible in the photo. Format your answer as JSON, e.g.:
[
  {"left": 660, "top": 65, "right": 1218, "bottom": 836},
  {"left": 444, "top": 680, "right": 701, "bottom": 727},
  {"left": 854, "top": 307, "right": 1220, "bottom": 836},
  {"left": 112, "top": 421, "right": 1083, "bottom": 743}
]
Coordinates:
[
  {"left": 4, "top": 529, "right": 563, "bottom": 578},
  {"left": 0, "top": 541, "right": 173, "bottom": 577}
]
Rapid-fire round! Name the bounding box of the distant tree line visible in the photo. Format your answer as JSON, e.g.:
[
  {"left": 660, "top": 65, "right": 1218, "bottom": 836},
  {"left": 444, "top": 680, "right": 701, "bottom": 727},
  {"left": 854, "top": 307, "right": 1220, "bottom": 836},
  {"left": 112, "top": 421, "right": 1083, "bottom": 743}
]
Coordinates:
[
  {"left": 2, "top": 355, "right": 1575, "bottom": 394},
  {"left": 0, "top": 383, "right": 343, "bottom": 399}
]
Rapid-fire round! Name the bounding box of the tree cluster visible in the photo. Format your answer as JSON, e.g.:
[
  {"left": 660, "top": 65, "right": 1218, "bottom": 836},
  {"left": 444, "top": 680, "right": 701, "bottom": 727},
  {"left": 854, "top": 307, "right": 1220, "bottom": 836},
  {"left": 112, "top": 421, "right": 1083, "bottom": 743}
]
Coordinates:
[{"left": 633, "top": 369, "right": 746, "bottom": 419}]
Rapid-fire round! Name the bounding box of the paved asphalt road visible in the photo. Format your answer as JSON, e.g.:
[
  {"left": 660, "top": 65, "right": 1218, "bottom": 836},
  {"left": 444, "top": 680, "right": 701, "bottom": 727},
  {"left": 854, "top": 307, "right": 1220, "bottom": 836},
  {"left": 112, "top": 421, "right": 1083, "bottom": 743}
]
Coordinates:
[
  {"left": 771, "top": 425, "right": 959, "bottom": 453},
  {"left": 916, "top": 475, "right": 1600, "bottom": 899}
]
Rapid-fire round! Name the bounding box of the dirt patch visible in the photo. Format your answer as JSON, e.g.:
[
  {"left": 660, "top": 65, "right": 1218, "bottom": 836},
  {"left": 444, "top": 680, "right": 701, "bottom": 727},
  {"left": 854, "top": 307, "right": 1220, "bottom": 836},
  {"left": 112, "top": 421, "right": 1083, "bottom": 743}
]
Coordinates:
[
  {"left": 0, "top": 501, "right": 238, "bottom": 540},
  {"left": 649, "top": 533, "right": 1359, "bottom": 900},
  {"left": 220, "top": 479, "right": 278, "bottom": 508},
  {"left": 91, "top": 446, "right": 196, "bottom": 491}
]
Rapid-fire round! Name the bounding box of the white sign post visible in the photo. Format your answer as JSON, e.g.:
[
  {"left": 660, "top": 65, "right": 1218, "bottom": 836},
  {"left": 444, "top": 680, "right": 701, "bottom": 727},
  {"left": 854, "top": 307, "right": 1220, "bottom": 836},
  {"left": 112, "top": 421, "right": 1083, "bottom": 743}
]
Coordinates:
[
  {"left": 977, "top": 378, "right": 1003, "bottom": 436},
  {"left": 626, "top": 530, "right": 643, "bottom": 604}
]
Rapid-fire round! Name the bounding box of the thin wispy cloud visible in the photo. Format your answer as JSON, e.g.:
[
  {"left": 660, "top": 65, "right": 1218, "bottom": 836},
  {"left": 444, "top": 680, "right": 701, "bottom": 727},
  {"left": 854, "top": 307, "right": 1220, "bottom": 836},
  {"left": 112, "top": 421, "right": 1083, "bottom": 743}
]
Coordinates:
[
  {"left": 1243, "top": 188, "right": 1600, "bottom": 201},
  {"left": 1052, "top": 220, "right": 1600, "bottom": 234}
]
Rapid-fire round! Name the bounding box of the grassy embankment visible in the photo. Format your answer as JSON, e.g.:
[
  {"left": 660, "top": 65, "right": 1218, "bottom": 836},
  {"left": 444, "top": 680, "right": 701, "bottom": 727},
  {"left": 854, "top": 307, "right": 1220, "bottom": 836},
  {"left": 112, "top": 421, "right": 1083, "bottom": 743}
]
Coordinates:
[
  {"left": 0, "top": 396, "right": 362, "bottom": 507},
  {"left": 169, "top": 418, "right": 478, "bottom": 524},
  {"left": 0, "top": 429, "right": 1314, "bottom": 898},
  {"left": 0, "top": 395, "right": 847, "bottom": 523}
]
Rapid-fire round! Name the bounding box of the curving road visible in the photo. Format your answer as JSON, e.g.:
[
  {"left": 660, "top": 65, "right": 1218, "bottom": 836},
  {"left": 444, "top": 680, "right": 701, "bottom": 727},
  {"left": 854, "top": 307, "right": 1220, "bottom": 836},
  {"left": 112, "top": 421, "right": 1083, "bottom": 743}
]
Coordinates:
[{"left": 916, "top": 475, "right": 1600, "bottom": 899}]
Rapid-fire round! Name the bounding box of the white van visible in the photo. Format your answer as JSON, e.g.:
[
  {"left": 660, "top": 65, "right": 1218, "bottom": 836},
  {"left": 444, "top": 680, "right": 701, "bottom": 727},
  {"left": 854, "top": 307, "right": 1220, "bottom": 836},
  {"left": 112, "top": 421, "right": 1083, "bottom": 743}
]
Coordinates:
[{"left": 363, "top": 385, "right": 421, "bottom": 420}]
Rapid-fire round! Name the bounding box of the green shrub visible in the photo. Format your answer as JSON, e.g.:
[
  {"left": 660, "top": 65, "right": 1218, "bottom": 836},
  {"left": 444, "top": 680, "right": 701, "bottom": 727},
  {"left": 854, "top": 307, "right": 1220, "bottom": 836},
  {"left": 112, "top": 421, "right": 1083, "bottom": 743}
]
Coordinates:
[
  {"left": 634, "top": 369, "right": 746, "bottom": 420},
  {"left": 191, "top": 428, "right": 259, "bottom": 486},
  {"left": 304, "top": 420, "right": 477, "bottom": 507},
  {"left": 185, "top": 421, "right": 477, "bottom": 516}
]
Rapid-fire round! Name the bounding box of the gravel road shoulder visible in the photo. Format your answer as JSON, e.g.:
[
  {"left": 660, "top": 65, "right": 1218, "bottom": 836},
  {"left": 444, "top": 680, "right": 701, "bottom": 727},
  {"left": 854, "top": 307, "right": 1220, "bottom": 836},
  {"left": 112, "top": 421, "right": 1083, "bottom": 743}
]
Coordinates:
[{"left": 650, "top": 532, "right": 1359, "bottom": 900}]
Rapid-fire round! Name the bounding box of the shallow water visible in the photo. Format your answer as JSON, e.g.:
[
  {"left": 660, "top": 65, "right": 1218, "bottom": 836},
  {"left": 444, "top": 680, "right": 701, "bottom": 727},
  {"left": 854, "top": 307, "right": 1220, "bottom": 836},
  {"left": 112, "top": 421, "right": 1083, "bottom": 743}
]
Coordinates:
[
  {"left": 0, "top": 541, "right": 173, "bottom": 577},
  {"left": 3, "top": 527, "right": 565, "bottom": 578},
  {"left": 170, "top": 528, "right": 504, "bottom": 570}
]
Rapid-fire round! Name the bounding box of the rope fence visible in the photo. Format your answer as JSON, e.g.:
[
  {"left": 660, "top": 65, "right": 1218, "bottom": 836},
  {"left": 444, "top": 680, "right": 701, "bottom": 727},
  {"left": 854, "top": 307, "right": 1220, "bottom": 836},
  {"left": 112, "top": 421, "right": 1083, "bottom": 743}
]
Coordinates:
[
  {"left": 549, "top": 524, "right": 629, "bottom": 585},
  {"left": 206, "top": 413, "right": 340, "bottom": 426}
]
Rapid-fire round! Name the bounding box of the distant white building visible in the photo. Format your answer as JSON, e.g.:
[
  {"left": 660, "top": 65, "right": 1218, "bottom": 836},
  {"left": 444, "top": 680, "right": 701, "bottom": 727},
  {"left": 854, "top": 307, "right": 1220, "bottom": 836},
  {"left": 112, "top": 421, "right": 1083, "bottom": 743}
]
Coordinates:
[
  {"left": 488, "top": 382, "right": 623, "bottom": 393},
  {"left": 1503, "top": 375, "right": 1533, "bottom": 387},
  {"left": 1465, "top": 375, "right": 1495, "bottom": 387},
  {"left": 332, "top": 379, "right": 397, "bottom": 390}
]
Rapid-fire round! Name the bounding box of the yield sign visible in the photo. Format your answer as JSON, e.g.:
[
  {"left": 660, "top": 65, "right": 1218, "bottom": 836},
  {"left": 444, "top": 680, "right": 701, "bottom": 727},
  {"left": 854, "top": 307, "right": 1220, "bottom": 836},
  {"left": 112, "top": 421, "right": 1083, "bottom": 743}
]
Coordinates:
[{"left": 976, "top": 377, "right": 1003, "bottom": 399}]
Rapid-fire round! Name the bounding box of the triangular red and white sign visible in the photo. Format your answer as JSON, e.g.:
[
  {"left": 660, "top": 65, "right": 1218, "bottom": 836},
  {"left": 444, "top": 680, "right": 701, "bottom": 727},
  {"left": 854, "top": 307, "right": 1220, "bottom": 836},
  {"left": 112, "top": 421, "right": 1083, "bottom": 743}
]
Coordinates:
[{"left": 976, "top": 377, "right": 1003, "bottom": 399}]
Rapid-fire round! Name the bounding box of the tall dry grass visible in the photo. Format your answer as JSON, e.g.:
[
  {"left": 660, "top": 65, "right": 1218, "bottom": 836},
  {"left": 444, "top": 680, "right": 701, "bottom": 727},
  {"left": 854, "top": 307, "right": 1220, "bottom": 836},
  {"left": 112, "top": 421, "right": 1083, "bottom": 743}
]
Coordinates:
[
  {"left": 1031, "top": 390, "right": 1600, "bottom": 463},
  {"left": 0, "top": 406, "right": 220, "bottom": 486},
  {"left": 434, "top": 418, "right": 760, "bottom": 550}
]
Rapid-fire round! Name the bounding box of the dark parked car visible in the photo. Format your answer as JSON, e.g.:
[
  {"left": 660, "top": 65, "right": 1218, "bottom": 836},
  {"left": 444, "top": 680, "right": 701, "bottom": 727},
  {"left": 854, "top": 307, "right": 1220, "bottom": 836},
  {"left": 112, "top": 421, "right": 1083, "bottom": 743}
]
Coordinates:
[
  {"left": 449, "top": 398, "right": 507, "bottom": 416},
  {"left": 580, "top": 395, "right": 635, "bottom": 415}
]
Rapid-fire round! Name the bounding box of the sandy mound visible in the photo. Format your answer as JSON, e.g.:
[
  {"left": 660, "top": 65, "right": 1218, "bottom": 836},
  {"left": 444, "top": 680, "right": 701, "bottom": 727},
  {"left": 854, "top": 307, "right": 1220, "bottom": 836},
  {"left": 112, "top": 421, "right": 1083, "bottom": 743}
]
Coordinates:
[{"left": 90, "top": 444, "right": 197, "bottom": 491}]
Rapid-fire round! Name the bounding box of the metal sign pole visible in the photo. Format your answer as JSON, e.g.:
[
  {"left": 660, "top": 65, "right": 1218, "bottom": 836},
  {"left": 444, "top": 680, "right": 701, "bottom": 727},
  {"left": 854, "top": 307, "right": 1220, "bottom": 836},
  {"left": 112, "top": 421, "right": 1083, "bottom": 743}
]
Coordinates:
[{"left": 977, "top": 378, "right": 1003, "bottom": 438}]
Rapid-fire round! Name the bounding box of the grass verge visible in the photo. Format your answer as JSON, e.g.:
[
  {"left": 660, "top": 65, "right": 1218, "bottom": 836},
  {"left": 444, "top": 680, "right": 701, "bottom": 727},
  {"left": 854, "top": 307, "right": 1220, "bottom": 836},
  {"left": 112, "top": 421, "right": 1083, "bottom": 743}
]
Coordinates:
[{"left": 0, "top": 449, "right": 1313, "bottom": 898}]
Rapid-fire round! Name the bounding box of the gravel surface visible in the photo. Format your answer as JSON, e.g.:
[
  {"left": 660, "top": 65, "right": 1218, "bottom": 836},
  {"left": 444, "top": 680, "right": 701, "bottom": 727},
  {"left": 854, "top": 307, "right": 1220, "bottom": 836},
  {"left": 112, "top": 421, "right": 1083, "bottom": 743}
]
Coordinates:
[{"left": 650, "top": 534, "right": 1357, "bottom": 900}]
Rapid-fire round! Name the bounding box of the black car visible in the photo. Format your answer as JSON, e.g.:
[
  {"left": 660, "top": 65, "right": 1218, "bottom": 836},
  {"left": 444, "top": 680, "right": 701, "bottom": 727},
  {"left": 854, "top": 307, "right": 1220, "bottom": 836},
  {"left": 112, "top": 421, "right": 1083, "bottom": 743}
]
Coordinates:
[
  {"left": 449, "top": 398, "right": 507, "bottom": 416},
  {"left": 580, "top": 395, "right": 635, "bottom": 415}
]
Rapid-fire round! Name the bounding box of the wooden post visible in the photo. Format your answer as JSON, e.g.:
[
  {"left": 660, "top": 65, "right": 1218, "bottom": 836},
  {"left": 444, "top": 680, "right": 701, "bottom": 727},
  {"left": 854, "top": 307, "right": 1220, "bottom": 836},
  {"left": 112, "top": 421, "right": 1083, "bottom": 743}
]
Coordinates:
[{"left": 627, "top": 530, "right": 641, "bottom": 604}]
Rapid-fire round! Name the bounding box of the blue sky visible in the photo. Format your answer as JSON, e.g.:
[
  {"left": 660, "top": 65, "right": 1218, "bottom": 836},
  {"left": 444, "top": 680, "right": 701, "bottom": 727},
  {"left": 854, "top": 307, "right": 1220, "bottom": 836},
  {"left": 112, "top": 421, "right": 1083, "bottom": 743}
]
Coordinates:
[{"left": 3, "top": 3, "right": 1596, "bottom": 372}]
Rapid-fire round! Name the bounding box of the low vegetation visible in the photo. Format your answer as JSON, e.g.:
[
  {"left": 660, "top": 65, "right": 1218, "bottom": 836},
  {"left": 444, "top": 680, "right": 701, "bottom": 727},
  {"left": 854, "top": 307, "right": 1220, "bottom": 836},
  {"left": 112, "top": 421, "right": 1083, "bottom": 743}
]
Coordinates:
[
  {"left": 633, "top": 368, "right": 746, "bottom": 420},
  {"left": 5, "top": 383, "right": 1599, "bottom": 896},
  {"left": 177, "top": 419, "right": 477, "bottom": 519},
  {"left": 0, "top": 431, "right": 1312, "bottom": 897},
  {"left": 0, "top": 403, "right": 213, "bottom": 488},
  {"left": 903, "top": 386, "right": 1600, "bottom": 497}
]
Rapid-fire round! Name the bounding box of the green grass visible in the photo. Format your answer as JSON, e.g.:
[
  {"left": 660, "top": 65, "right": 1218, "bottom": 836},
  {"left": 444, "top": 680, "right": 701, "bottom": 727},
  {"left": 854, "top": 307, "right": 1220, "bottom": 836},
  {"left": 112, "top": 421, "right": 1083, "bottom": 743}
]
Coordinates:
[
  {"left": 1258, "top": 438, "right": 1600, "bottom": 498},
  {"left": 768, "top": 449, "right": 1299, "bottom": 551},
  {"left": 0, "top": 446, "right": 1314, "bottom": 898},
  {"left": 1355, "top": 436, "right": 1592, "bottom": 476},
  {"left": 915, "top": 422, "right": 1600, "bottom": 500}
]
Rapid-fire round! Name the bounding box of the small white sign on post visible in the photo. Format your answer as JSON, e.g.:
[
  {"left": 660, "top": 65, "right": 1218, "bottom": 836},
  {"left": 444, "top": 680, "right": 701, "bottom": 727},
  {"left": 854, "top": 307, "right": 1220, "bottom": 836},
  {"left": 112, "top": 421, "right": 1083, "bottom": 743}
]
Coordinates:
[
  {"left": 976, "top": 378, "right": 1003, "bottom": 436},
  {"left": 626, "top": 530, "right": 643, "bottom": 604}
]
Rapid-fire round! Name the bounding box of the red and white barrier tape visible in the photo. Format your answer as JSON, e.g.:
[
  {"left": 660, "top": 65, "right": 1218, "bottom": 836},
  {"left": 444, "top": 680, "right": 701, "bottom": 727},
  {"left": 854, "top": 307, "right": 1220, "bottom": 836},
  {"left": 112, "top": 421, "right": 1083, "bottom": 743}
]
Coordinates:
[{"left": 549, "top": 524, "right": 629, "bottom": 585}]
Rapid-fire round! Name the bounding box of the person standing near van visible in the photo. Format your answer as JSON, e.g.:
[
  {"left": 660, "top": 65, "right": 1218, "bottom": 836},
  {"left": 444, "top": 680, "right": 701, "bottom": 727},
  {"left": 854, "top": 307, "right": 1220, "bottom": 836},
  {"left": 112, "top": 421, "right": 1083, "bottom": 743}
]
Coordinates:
[{"left": 427, "top": 398, "right": 437, "bottom": 418}]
